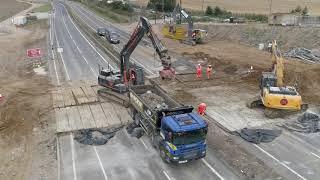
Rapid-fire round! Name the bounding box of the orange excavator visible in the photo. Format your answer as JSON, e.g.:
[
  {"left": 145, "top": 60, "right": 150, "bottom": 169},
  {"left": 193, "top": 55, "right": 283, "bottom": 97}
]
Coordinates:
[{"left": 247, "top": 40, "right": 308, "bottom": 118}]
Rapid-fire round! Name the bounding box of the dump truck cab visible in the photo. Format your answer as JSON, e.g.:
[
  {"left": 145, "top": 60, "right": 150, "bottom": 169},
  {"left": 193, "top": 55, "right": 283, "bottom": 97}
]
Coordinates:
[{"left": 159, "top": 112, "right": 208, "bottom": 163}]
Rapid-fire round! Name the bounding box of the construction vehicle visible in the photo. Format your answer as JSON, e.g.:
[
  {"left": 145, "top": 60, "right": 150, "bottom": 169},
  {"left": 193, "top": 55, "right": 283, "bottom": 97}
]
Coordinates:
[
  {"left": 247, "top": 40, "right": 307, "bottom": 118},
  {"left": 98, "top": 17, "right": 175, "bottom": 93},
  {"left": 162, "top": 4, "right": 207, "bottom": 46},
  {"left": 129, "top": 83, "right": 208, "bottom": 163}
]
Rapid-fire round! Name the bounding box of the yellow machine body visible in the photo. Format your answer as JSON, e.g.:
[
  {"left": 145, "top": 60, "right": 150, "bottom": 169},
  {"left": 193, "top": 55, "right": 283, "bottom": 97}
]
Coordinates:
[{"left": 262, "top": 87, "right": 302, "bottom": 110}]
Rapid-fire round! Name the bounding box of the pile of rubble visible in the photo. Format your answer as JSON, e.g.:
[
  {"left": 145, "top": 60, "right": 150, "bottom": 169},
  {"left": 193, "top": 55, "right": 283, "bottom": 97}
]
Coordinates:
[
  {"left": 74, "top": 127, "right": 122, "bottom": 145},
  {"left": 283, "top": 48, "right": 320, "bottom": 63},
  {"left": 281, "top": 112, "right": 320, "bottom": 133},
  {"left": 140, "top": 91, "right": 168, "bottom": 111}
]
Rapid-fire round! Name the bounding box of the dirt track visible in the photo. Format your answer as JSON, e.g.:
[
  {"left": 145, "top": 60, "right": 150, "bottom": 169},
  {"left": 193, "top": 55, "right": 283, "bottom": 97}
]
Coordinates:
[{"left": 0, "top": 20, "right": 56, "bottom": 180}]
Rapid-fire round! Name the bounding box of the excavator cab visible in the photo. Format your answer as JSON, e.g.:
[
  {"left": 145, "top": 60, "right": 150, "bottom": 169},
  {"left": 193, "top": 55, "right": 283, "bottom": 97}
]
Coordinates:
[{"left": 260, "top": 72, "right": 277, "bottom": 90}]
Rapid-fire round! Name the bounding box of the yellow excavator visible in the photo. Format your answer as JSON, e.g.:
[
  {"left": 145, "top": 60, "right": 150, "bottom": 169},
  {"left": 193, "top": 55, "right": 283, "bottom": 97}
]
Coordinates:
[
  {"left": 247, "top": 40, "right": 308, "bottom": 118},
  {"left": 162, "top": 4, "right": 207, "bottom": 45}
]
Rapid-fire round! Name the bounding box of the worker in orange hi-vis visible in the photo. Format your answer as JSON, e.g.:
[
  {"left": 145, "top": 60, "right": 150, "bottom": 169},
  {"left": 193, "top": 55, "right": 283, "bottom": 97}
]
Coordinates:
[
  {"left": 206, "top": 64, "right": 213, "bottom": 79},
  {"left": 196, "top": 64, "right": 202, "bottom": 78},
  {"left": 197, "top": 103, "right": 207, "bottom": 116}
]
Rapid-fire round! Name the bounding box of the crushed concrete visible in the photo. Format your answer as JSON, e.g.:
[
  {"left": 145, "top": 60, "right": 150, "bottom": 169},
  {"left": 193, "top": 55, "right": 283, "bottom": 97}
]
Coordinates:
[
  {"left": 74, "top": 127, "right": 122, "bottom": 145},
  {"left": 281, "top": 112, "right": 320, "bottom": 133},
  {"left": 140, "top": 91, "right": 168, "bottom": 111},
  {"left": 126, "top": 123, "right": 144, "bottom": 138}
]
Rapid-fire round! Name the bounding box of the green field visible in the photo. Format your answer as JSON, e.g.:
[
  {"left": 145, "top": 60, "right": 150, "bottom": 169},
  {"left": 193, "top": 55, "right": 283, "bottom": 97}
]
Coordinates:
[{"left": 32, "top": 4, "right": 52, "bottom": 13}]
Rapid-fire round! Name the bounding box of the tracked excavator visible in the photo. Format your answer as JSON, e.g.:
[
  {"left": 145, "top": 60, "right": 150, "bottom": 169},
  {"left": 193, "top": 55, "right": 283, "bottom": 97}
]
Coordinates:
[
  {"left": 98, "top": 17, "right": 175, "bottom": 93},
  {"left": 163, "top": 4, "right": 207, "bottom": 46},
  {"left": 247, "top": 40, "right": 308, "bottom": 118}
]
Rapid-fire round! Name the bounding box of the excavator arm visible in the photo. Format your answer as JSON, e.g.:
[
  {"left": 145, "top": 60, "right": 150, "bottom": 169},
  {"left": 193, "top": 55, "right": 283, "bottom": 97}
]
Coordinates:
[
  {"left": 120, "top": 17, "right": 172, "bottom": 82},
  {"left": 271, "top": 40, "right": 284, "bottom": 87}
]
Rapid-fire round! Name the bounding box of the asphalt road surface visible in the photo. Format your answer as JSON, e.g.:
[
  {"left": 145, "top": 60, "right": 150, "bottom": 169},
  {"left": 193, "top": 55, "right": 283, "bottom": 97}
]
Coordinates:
[{"left": 49, "top": 1, "right": 239, "bottom": 180}]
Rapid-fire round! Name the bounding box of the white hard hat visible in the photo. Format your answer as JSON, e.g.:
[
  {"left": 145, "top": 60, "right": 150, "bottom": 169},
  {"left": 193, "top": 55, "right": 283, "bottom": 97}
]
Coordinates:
[
  {"left": 0, "top": 94, "right": 2, "bottom": 98},
  {"left": 198, "top": 63, "right": 201, "bottom": 66}
]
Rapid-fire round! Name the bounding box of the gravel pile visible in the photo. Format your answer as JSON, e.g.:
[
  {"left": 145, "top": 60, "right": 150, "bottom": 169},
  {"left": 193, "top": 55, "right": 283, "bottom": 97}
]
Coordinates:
[
  {"left": 281, "top": 112, "right": 320, "bottom": 133},
  {"left": 140, "top": 91, "right": 168, "bottom": 111},
  {"left": 126, "top": 123, "right": 144, "bottom": 138},
  {"left": 74, "top": 127, "right": 122, "bottom": 145},
  {"left": 283, "top": 48, "right": 320, "bottom": 63}
]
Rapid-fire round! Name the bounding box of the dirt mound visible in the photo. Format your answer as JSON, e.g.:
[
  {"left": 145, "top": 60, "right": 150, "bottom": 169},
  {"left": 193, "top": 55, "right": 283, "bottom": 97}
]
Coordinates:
[{"left": 198, "top": 24, "right": 320, "bottom": 51}]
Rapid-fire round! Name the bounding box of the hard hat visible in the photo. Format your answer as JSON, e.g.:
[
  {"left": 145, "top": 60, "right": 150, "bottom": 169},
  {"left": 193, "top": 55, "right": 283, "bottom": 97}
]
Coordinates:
[
  {"left": 198, "top": 63, "right": 201, "bottom": 66},
  {"left": 0, "top": 94, "right": 2, "bottom": 98},
  {"left": 208, "top": 65, "right": 212, "bottom": 67}
]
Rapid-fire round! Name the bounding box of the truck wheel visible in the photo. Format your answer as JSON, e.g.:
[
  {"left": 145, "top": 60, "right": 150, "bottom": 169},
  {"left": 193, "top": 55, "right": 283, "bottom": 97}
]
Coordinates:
[
  {"left": 151, "top": 133, "right": 160, "bottom": 149},
  {"left": 160, "top": 147, "right": 170, "bottom": 163},
  {"left": 134, "top": 113, "right": 141, "bottom": 126}
]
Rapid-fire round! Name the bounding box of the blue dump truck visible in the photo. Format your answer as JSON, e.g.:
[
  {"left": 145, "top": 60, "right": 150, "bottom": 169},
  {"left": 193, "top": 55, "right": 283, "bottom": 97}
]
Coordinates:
[{"left": 129, "top": 84, "right": 208, "bottom": 164}]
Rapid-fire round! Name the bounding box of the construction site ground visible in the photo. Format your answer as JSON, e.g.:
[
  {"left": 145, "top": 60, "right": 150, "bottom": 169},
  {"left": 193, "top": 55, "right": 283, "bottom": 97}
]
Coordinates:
[
  {"left": 148, "top": 22, "right": 320, "bottom": 179},
  {"left": 0, "top": 17, "right": 56, "bottom": 180}
]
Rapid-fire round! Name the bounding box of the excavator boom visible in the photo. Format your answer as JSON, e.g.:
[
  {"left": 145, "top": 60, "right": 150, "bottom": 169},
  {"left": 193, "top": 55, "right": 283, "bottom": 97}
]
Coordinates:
[
  {"left": 271, "top": 40, "right": 284, "bottom": 87},
  {"left": 98, "top": 17, "right": 174, "bottom": 93},
  {"left": 120, "top": 17, "right": 174, "bottom": 81}
]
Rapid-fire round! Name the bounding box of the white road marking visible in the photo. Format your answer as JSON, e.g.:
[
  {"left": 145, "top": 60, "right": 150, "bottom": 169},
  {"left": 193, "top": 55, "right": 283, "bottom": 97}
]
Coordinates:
[
  {"left": 54, "top": 7, "right": 70, "bottom": 81},
  {"left": 76, "top": 46, "right": 82, "bottom": 53},
  {"left": 162, "top": 170, "right": 173, "bottom": 180},
  {"left": 254, "top": 144, "right": 307, "bottom": 180},
  {"left": 311, "top": 152, "right": 320, "bottom": 160},
  {"left": 60, "top": 8, "right": 97, "bottom": 76},
  {"left": 202, "top": 159, "right": 225, "bottom": 180},
  {"left": 57, "top": 136, "right": 61, "bottom": 180},
  {"left": 70, "top": 133, "right": 77, "bottom": 180},
  {"left": 69, "top": 4, "right": 156, "bottom": 75},
  {"left": 59, "top": 3, "right": 115, "bottom": 70},
  {"left": 140, "top": 138, "right": 148, "bottom": 150},
  {"left": 93, "top": 146, "right": 108, "bottom": 180}
]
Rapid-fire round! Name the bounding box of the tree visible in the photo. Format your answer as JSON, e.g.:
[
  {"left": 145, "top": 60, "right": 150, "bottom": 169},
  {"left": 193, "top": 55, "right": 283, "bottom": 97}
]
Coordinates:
[
  {"left": 205, "top": 6, "right": 214, "bottom": 16},
  {"left": 295, "top": 5, "right": 302, "bottom": 13},
  {"left": 302, "top": 6, "right": 308, "bottom": 15},
  {"left": 214, "top": 6, "right": 222, "bottom": 16},
  {"left": 147, "top": 0, "right": 176, "bottom": 12}
]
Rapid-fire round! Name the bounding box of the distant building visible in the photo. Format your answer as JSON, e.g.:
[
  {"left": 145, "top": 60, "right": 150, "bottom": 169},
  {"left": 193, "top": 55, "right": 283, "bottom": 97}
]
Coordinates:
[{"left": 269, "top": 13, "right": 320, "bottom": 26}]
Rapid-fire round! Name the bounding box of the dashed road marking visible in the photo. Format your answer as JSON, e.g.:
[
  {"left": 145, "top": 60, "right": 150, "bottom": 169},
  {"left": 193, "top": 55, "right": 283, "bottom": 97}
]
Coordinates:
[
  {"left": 162, "top": 170, "right": 173, "bottom": 180},
  {"left": 60, "top": 8, "right": 96, "bottom": 76},
  {"left": 69, "top": 3, "right": 155, "bottom": 75},
  {"left": 202, "top": 159, "right": 225, "bottom": 180},
  {"left": 54, "top": 7, "right": 70, "bottom": 81},
  {"left": 311, "top": 152, "right": 320, "bottom": 160},
  {"left": 140, "top": 138, "right": 148, "bottom": 150},
  {"left": 59, "top": 3, "right": 115, "bottom": 70},
  {"left": 254, "top": 144, "right": 307, "bottom": 180}
]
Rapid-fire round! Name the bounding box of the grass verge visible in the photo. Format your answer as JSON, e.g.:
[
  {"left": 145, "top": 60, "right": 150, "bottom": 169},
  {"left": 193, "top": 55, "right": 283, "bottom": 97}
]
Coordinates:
[{"left": 31, "top": 4, "right": 52, "bottom": 13}]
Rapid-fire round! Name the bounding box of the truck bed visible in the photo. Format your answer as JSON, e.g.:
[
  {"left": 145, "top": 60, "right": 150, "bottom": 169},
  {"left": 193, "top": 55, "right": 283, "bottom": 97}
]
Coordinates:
[
  {"left": 130, "top": 84, "right": 181, "bottom": 109},
  {"left": 129, "top": 84, "right": 194, "bottom": 130}
]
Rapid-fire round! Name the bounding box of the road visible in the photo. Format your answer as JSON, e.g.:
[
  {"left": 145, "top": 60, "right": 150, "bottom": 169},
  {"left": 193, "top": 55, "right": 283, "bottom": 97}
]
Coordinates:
[
  {"left": 49, "top": 1, "right": 239, "bottom": 180},
  {"left": 66, "top": 1, "right": 195, "bottom": 76},
  {"left": 244, "top": 129, "right": 320, "bottom": 180}
]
